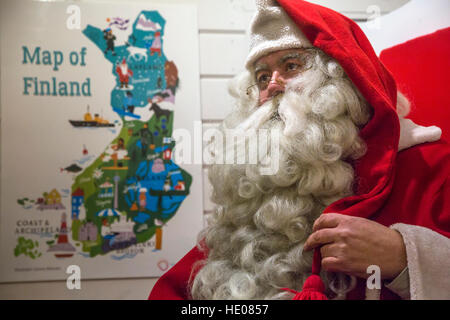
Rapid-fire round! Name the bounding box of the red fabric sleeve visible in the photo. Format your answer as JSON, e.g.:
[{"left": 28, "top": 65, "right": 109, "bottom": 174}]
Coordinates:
[{"left": 375, "top": 140, "right": 450, "bottom": 236}]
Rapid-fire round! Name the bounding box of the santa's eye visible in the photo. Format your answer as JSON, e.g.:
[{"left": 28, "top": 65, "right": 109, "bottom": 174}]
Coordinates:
[
  {"left": 256, "top": 73, "right": 271, "bottom": 85},
  {"left": 285, "top": 62, "right": 300, "bottom": 72}
]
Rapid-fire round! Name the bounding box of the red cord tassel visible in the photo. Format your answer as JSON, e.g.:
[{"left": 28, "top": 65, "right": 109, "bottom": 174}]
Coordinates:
[{"left": 282, "top": 249, "right": 328, "bottom": 300}]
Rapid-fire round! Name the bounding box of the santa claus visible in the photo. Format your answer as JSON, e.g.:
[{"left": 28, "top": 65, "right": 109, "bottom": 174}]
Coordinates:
[
  {"left": 116, "top": 58, "right": 133, "bottom": 88},
  {"left": 149, "top": 0, "right": 450, "bottom": 300}
]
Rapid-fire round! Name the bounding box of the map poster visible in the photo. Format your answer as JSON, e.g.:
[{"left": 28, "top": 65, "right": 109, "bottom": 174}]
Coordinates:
[{"left": 0, "top": 0, "right": 203, "bottom": 282}]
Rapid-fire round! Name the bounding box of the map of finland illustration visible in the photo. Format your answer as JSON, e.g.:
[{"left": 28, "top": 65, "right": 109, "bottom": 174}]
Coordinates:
[{"left": 0, "top": 2, "right": 203, "bottom": 282}]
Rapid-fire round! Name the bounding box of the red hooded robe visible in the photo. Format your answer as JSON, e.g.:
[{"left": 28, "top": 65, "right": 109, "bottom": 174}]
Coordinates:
[{"left": 148, "top": 0, "right": 450, "bottom": 300}]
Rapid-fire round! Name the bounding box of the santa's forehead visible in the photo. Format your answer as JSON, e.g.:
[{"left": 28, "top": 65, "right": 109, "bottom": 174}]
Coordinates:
[{"left": 254, "top": 48, "right": 307, "bottom": 69}]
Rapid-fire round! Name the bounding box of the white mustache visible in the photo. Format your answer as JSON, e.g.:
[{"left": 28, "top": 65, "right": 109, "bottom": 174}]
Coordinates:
[
  {"left": 235, "top": 101, "right": 278, "bottom": 132},
  {"left": 278, "top": 90, "right": 308, "bottom": 137},
  {"left": 237, "top": 90, "right": 308, "bottom": 138}
]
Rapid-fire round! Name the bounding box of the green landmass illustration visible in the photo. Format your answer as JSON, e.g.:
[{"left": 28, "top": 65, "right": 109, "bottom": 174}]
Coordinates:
[{"left": 14, "top": 237, "right": 42, "bottom": 259}]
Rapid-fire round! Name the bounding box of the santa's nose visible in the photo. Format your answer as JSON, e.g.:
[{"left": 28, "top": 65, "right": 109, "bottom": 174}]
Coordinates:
[{"left": 267, "top": 71, "right": 285, "bottom": 98}]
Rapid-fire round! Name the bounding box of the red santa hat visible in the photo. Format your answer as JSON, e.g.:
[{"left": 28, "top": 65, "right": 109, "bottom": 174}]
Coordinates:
[
  {"left": 121, "top": 58, "right": 127, "bottom": 64},
  {"left": 246, "top": 0, "right": 400, "bottom": 299}
]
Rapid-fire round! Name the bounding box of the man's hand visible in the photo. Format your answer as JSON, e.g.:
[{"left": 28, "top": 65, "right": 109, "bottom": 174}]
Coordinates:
[{"left": 303, "top": 213, "right": 407, "bottom": 280}]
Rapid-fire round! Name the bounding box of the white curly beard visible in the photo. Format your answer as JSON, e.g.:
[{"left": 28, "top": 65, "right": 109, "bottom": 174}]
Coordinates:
[{"left": 190, "top": 49, "right": 371, "bottom": 300}]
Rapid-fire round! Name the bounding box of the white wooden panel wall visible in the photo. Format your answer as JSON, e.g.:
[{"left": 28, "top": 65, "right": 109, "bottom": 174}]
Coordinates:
[{"left": 0, "top": 0, "right": 409, "bottom": 299}]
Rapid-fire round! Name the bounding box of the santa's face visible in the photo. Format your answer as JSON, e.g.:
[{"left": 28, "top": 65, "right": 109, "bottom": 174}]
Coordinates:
[{"left": 254, "top": 48, "right": 309, "bottom": 106}]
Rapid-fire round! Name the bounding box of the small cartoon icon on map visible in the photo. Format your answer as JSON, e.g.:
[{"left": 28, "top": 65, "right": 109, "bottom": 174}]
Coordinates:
[
  {"left": 103, "top": 28, "right": 116, "bottom": 56},
  {"left": 116, "top": 58, "right": 133, "bottom": 89},
  {"left": 150, "top": 31, "right": 162, "bottom": 56}
]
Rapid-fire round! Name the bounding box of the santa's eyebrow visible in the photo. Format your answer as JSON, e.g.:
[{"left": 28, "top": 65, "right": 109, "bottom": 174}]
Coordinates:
[
  {"left": 254, "top": 63, "right": 270, "bottom": 74},
  {"left": 279, "top": 52, "right": 303, "bottom": 64}
]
